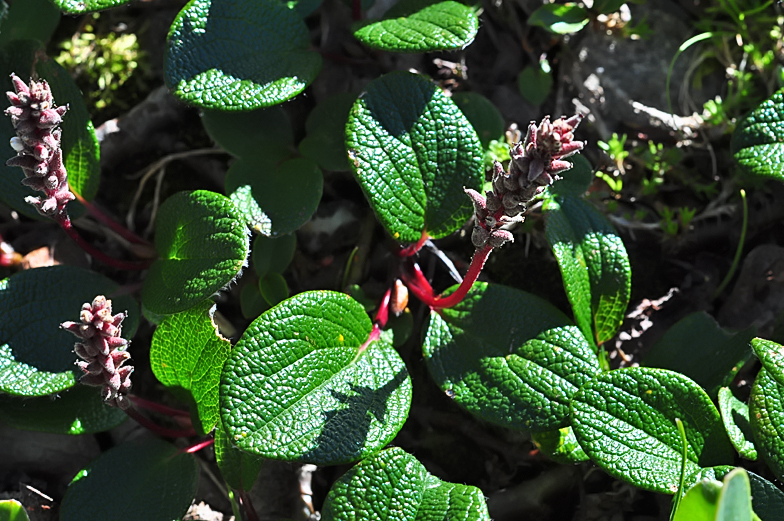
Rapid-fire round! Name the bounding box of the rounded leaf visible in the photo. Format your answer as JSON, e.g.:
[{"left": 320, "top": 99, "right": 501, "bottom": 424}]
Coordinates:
[
  {"left": 0, "top": 500, "right": 29, "bottom": 521},
  {"left": 731, "top": 89, "right": 784, "bottom": 180},
  {"left": 220, "top": 291, "right": 411, "bottom": 465},
  {"left": 0, "top": 385, "right": 126, "bottom": 435},
  {"left": 451, "top": 91, "right": 505, "bottom": 149},
  {"left": 322, "top": 447, "right": 490, "bottom": 521},
  {"left": 346, "top": 71, "right": 483, "bottom": 243},
  {"left": 226, "top": 157, "right": 323, "bottom": 236},
  {"left": 165, "top": 0, "right": 322, "bottom": 109},
  {"left": 423, "top": 282, "right": 601, "bottom": 432},
  {"left": 531, "top": 426, "right": 589, "bottom": 464},
  {"left": 202, "top": 106, "right": 293, "bottom": 159},
  {"left": 142, "top": 190, "right": 250, "bottom": 315},
  {"left": 517, "top": 65, "right": 553, "bottom": 106},
  {"left": 353, "top": 1, "right": 478, "bottom": 53},
  {"left": 528, "top": 3, "right": 589, "bottom": 34},
  {"left": 299, "top": 93, "right": 357, "bottom": 171},
  {"left": 571, "top": 367, "right": 734, "bottom": 494},
  {"left": 252, "top": 234, "right": 297, "bottom": 278},
  {"left": 0, "top": 265, "right": 138, "bottom": 396},
  {"left": 215, "top": 421, "right": 264, "bottom": 491},
  {"left": 750, "top": 367, "right": 784, "bottom": 481},
  {"left": 718, "top": 386, "right": 757, "bottom": 460},
  {"left": 751, "top": 338, "right": 784, "bottom": 387},
  {"left": 60, "top": 438, "right": 199, "bottom": 521}
]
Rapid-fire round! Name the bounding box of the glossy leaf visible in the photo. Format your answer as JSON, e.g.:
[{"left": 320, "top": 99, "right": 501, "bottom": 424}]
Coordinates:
[
  {"left": 49, "top": 0, "right": 133, "bottom": 13},
  {"left": 748, "top": 471, "right": 784, "bottom": 521},
  {"left": 220, "top": 291, "right": 412, "bottom": 465},
  {"left": 451, "top": 92, "right": 505, "bottom": 149},
  {"left": 60, "top": 438, "right": 199, "bottom": 521},
  {"left": 226, "top": 157, "right": 323, "bottom": 237},
  {"left": 353, "top": 1, "right": 478, "bottom": 53},
  {"left": 716, "top": 468, "right": 754, "bottom": 521},
  {"left": 571, "top": 367, "right": 734, "bottom": 494},
  {"left": 0, "top": 265, "right": 138, "bottom": 397},
  {"left": 0, "top": 41, "right": 99, "bottom": 219},
  {"left": 299, "top": 92, "right": 357, "bottom": 171},
  {"left": 517, "top": 65, "right": 553, "bottom": 106},
  {"left": 0, "top": 500, "right": 29, "bottom": 521},
  {"left": 346, "top": 71, "right": 483, "bottom": 243},
  {"left": 228, "top": 184, "right": 273, "bottom": 235},
  {"left": 202, "top": 106, "right": 293, "bottom": 160},
  {"left": 643, "top": 312, "right": 754, "bottom": 397},
  {"left": 0, "top": 385, "right": 126, "bottom": 435},
  {"left": 150, "top": 301, "right": 231, "bottom": 434},
  {"left": 718, "top": 387, "right": 757, "bottom": 460},
  {"left": 142, "top": 190, "right": 250, "bottom": 315},
  {"left": 751, "top": 338, "right": 784, "bottom": 386},
  {"left": 0, "top": 0, "right": 59, "bottom": 46},
  {"left": 165, "top": 0, "right": 322, "bottom": 110},
  {"left": 731, "top": 89, "right": 784, "bottom": 180},
  {"left": 215, "top": 421, "right": 264, "bottom": 491},
  {"left": 531, "top": 426, "right": 589, "bottom": 464},
  {"left": 674, "top": 478, "right": 722, "bottom": 521},
  {"left": 252, "top": 234, "right": 297, "bottom": 278},
  {"left": 322, "top": 447, "right": 490, "bottom": 521},
  {"left": 528, "top": 3, "right": 589, "bottom": 34},
  {"left": 423, "top": 282, "right": 601, "bottom": 432},
  {"left": 544, "top": 192, "right": 630, "bottom": 346},
  {"left": 750, "top": 367, "right": 784, "bottom": 481}
]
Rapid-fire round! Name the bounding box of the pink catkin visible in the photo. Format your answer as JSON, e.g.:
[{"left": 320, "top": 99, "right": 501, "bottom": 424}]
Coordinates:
[{"left": 62, "top": 296, "right": 133, "bottom": 409}]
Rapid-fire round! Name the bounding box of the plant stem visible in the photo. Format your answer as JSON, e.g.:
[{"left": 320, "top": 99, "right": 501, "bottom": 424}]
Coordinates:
[
  {"left": 57, "top": 215, "right": 153, "bottom": 270},
  {"left": 431, "top": 244, "right": 492, "bottom": 309},
  {"left": 181, "top": 438, "right": 215, "bottom": 454},
  {"left": 129, "top": 395, "right": 192, "bottom": 417},
  {"left": 124, "top": 407, "right": 197, "bottom": 438},
  {"left": 713, "top": 188, "right": 748, "bottom": 299},
  {"left": 374, "top": 287, "right": 392, "bottom": 328},
  {"left": 396, "top": 230, "right": 429, "bottom": 258},
  {"left": 240, "top": 490, "right": 260, "bottom": 521},
  {"left": 72, "top": 192, "right": 151, "bottom": 246}
]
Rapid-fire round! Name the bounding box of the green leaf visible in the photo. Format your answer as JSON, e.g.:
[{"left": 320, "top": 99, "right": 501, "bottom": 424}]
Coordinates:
[
  {"left": 299, "top": 93, "right": 357, "bottom": 171},
  {"left": 215, "top": 420, "right": 264, "bottom": 491},
  {"left": 731, "top": 89, "right": 784, "bottom": 180},
  {"left": 0, "top": 0, "right": 59, "bottom": 47},
  {"left": 48, "top": 0, "right": 133, "bottom": 13},
  {"left": 353, "top": 1, "right": 478, "bottom": 53},
  {"left": 750, "top": 367, "right": 784, "bottom": 481},
  {"left": 0, "top": 265, "right": 138, "bottom": 397},
  {"left": 748, "top": 471, "right": 784, "bottom": 521},
  {"left": 716, "top": 468, "right": 754, "bottom": 521},
  {"left": 423, "top": 282, "right": 601, "bottom": 432},
  {"left": 674, "top": 478, "right": 722, "bottom": 521},
  {"left": 543, "top": 193, "right": 630, "bottom": 346},
  {"left": 548, "top": 155, "right": 594, "bottom": 198},
  {"left": 0, "top": 385, "right": 126, "bottom": 435},
  {"left": 322, "top": 447, "right": 490, "bottom": 521},
  {"left": 220, "top": 291, "right": 411, "bottom": 465},
  {"left": 751, "top": 338, "right": 784, "bottom": 386},
  {"left": 150, "top": 301, "right": 231, "bottom": 434},
  {"left": 570, "top": 367, "right": 734, "bottom": 494},
  {"left": 531, "top": 426, "right": 589, "bottom": 464},
  {"left": 259, "top": 272, "right": 289, "bottom": 306},
  {"left": 643, "top": 313, "right": 755, "bottom": 397},
  {"left": 718, "top": 387, "right": 757, "bottom": 460},
  {"left": 239, "top": 281, "right": 270, "bottom": 320},
  {"left": 0, "top": 42, "right": 98, "bottom": 220},
  {"left": 252, "top": 234, "right": 297, "bottom": 278},
  {"left": 226, "top": 157, "right": 323, "bottom": 237},
  {"left": 517, "top": 65, "right": 553, "bottom": 106},
  {"left": 346, "top": 71, "right": 483, "bottom": 243},
  {"left": 60, "top": 438, "right": 199, "bottom": 521},
  {"left": 451, "top": 92, "right": 505, "bottom": 149},
  {"left": 591, "top": 0, "right": 626, "bottom": 14},
  {"left": 0, "top": 500, "right": 29, "bottom": 521},
  {"left": 528, "top": 3, "right": 589, "bottom": 34},
  {"left": 228, "top": 184, "right": 273, "bottom": 235},
  {"left": 202, "top": 106, "right": 293, "bottom": 160},
  {"left": 142, "top": 190, "right": 250, "bottom": 315},
  {"left": 165, "top": 0, "right": 322, "bottom": 110}
]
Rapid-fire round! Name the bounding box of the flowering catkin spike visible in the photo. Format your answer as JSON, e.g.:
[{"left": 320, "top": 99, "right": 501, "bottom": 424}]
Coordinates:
[
  {"left": 5, "top": 74, "right": 74, "bottom": 221},
  {"left": 62, "top": 296, "right": 132, "bottom": 410},
  {"left": 466, "top": 114, "right": 585, "bottom": 249}
]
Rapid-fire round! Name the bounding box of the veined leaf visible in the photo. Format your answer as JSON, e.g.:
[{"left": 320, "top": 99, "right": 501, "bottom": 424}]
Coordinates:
[
  {"left": 731, "top": 89, "right": 784, "bottom": 180},
  {"left": 750, "top": 367, "right": 784, "bottom": 481},
  {"left": 346, "top": 71, "right": 483, "bottom": 243},
  {"left": 49, "top": 0, "right": 133, "bottom": 13},
  {"left": 322, "top": 447, "right": 490, "bottom": 521},
  {"left": 215, "top": 421, "right": 264, "bottom": 491},
  {"left": 220, "top": 291, "right": 411, "bottom": 465},
  {"left": 718, "top": 387, "right": 757, "bottom": 460}
]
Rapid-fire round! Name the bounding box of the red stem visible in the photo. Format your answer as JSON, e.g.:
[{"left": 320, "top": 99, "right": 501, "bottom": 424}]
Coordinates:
[
  {"left": 125, "top": 407, "right": 197, "bottom": 438},
  {"left": 73, "top": 192, "right": 150, "bottom": 246},
  {"left": 181, "top": 438, "right": 215, "bottom": 454},
  {"left": 240, "top": 490, "right": 260, "bottom": 521},
  {"left": 431, "top": 244, "right": 492, "bottom": 309},
  {"left": 129, "top": 395, "right": 192, "bottom": 417},
  {"left": 374, "top": 287, "right": 392, "bottom": 328},
  {"left": 396, "top": 230, "right": 429, "bottom": 258},
  {"left": 57, "top": 216, "right": 152, "bottom": 270}
]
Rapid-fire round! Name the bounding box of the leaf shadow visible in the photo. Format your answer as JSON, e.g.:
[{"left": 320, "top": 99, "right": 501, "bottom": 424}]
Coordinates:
[{"left": 302, "top": 369, "right": 408, "bottom": 465}]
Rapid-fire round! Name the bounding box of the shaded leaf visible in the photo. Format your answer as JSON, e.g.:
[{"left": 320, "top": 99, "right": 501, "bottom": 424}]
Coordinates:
[
  {"left": 748, "top": 470, "right": 784, "bottom": 521},
  {"left": 215, "top": 421, "right": 264, "bottom": 491},
  {"left": 532, "top": 426, "right": 589, "bottom": 464},
  {"left": 528, "top": 3, "right": 589, "bottom": 34},
  {"left": 202, "top": 106, "right": 293, "bottom": 160},
  {"left": 0, "top": 0, "right": 59, "bottom": 46},
  {"left": 517, "top": 65, "right": 553, "bottom": 106},
  {"left": 252, "top": 234, "right": 297, "bottom": 278},
  {"left": 451, "top": 91, "right": 505, "bottom": 149},
  {"left": 299, "top": 92, "right": 357, "bottom": 171},
  {"left": 718, "top": 386, "right": 757, "bottom": 460}
]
